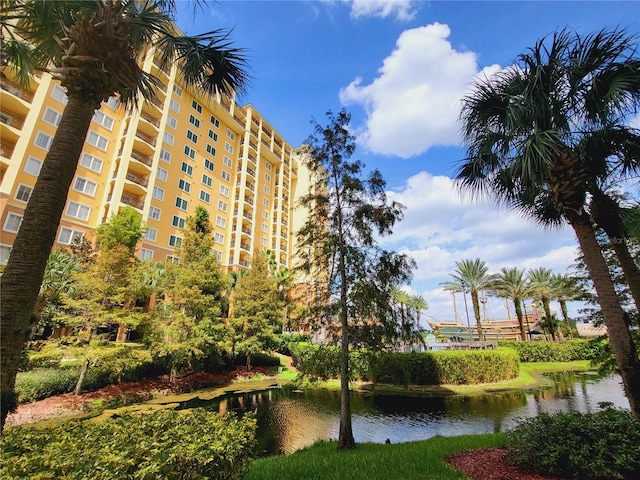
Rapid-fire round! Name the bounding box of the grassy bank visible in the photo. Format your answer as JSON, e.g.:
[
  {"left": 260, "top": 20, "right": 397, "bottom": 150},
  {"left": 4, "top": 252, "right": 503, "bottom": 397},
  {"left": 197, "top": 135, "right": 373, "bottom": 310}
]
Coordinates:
[{"left": 246, "top": 433, "right": 506, "bottom": 480}]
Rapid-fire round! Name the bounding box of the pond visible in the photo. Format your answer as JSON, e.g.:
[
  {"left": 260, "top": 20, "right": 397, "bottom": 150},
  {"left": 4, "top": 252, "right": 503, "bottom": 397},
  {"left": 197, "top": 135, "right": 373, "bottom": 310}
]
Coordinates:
[{"left": 100, "top": 371, "right": 629, "bottom": 456}]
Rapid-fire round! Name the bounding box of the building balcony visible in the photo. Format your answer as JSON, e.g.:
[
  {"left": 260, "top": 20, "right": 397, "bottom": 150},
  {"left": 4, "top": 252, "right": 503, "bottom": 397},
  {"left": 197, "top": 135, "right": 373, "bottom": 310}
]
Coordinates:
[
  {"left": 125, "top": 171, "right": 149, "bottom": 188},
  {"left": 131, "top": 150, "right": 153, "bottom": 168},
  {"left": 140, "top": 110, "right": 160, "bottom": 128},
  {"left": 239, "top": 259, "right": 250, "bottom": 268},
  {"left": 0, "top": 142, "right": 15, "bottom": 160},
  {"left": 241, "top": 226, "right": 251, "bottom": 235},
  {"left": 0, "top": 78, "right": 34, "bottom": 103},
  {"left": 246, "top": 167, "right": 255, "bottom": 178},
  {"left": 0, "top": 111, "right": 25, "bottom": 130},
  {"left": 240, "top": 242, "right": 251, "bottom": 251},
  {"left": 243, "top": 211, "right": 253, "bottom": 221},
  {"left": 108, "top": 192, "right": 145, "bottom": 210},
  {"left": 245, "top": 183, "right": 254, "bottom": 192},
  {"left": 135, "top": 130, "right": 157, "bottom": 147}
]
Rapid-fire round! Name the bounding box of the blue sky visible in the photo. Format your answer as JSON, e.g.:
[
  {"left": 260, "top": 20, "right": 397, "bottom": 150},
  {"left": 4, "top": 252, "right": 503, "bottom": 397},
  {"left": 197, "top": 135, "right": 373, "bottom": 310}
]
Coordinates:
[{"left": 178, "top": 1, "right": 640, "bottom": 325}]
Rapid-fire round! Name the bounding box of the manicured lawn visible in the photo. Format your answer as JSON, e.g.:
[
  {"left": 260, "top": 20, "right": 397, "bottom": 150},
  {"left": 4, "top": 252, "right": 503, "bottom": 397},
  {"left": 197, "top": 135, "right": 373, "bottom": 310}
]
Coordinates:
[{"left": 246, "top": 433, "right": 506, "bottom": 480}]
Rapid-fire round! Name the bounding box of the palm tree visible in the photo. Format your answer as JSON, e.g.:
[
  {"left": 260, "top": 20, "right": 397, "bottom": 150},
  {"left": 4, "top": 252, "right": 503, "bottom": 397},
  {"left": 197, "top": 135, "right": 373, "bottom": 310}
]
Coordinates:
[
  {"left": 527, "top": 268, "right": 558, "bottom": 341},
  {"left": 408, "top": 294, "right": 428, "bottom": 331},
  {"left": 457, "top": 28, "right": 640, "bottom": 416},
  {"left": 552, "top": 273, "right": 583, "bottom": 340},
  {"left": 442, "top": 259, "right": 495, "bottom": 341},
  {"left": 0, "top": 0, "right": 249, "bottom": 430},
  {"left": 489, "top": 267, "right": 531, "bottom": 341}
]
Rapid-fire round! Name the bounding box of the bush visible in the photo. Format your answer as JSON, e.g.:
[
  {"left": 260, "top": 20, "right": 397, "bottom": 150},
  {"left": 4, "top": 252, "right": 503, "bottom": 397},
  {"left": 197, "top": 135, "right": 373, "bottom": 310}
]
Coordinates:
[
  {"left": 234, "top": 352, "right": 281, "bottom": 368},
  {"left": 497, "top": 339, "right": 606, "bottom": 363},
  {"left": 505, "top": 403, "right": 640, "bottom": 479},
  {"left": 16, "top": 367, "right": 80, "bottom": 402},
  {"left": 1, "top": 409, "right": 257, "bottom": 480},
  {"left": 289, "top": 343, "right": 520, "bottom": 385}
]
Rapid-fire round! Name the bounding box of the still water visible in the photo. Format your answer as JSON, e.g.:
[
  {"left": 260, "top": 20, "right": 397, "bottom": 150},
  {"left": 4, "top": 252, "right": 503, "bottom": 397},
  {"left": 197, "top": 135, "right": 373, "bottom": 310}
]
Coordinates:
[{"left": 137, "top": 371, "right": 630, "bottom": 456}]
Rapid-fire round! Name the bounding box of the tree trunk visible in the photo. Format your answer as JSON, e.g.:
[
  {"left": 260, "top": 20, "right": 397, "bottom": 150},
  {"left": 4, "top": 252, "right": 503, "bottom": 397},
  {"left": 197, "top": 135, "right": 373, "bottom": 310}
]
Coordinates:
[
  {"left": 246, "top": 351, "right": 252, "bottom": 371},
  {"left": 542, "top": 298, "right": 556, "bottom": 341},
  {"left": 74, "top": 358, "right": 91, "bottom": 395},
  {"left": 513, "top": 299, "right": 527, "bottom": 341},
  {"left": 0, "top": 96, "right": 96, "bottom": 431},
  {"left": 559, "top": 299, "right": 573, "bottom": 340},
  {"left": 471, "top": 291, "right": 485, "bottom": 341},
  {"left": 570, "top": 213, "right": 640, "bottom": 419}
]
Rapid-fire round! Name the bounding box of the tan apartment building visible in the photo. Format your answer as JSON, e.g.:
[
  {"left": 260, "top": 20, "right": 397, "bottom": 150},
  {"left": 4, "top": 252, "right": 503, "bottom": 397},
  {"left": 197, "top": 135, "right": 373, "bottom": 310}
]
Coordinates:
[{"left": 0, "top": 49, "right": 308, "bottom": 272}]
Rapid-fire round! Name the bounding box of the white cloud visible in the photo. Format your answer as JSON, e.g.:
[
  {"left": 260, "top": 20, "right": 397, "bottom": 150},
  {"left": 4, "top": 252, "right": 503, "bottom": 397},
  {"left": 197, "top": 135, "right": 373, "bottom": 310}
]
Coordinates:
[
  {"left": 346, "top": 0, "right": 417, "bottom": 22},
  {"left": 339, "top": 23, "right": 500, "bottom": 158}
]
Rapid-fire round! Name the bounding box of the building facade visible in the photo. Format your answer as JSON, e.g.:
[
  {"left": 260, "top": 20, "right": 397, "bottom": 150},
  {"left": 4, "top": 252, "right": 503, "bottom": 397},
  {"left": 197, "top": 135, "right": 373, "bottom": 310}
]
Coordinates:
[{"left": 1, "top": 49, "right": 307, "bottom": 272}]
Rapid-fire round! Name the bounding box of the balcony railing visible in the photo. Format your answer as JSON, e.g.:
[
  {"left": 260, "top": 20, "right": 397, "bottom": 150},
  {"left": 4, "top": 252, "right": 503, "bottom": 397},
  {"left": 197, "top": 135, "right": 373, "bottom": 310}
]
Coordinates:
[
  {"left": 246, "top": 167, "right": 255, "bottom": 178},
  {"left": 0, "top": 79, "right": 34, "bottom": 102},
  {"left": 240, "top": 243, "right": 251, "bottom": 251},
  {"left": 149, "top": 97, "right": 163, "bottom": 109},
  {"left": 239, "top": 259, "right": 250, "bottom": 267},
  {"left": 0, "top": 112, "right": 25, "bottom": 129},
  {"left": 140, "top": 111, "right": 160, "bottom": 127},
  {"left": 245, "top": 183, "right": 254, "bottom": 192},
  {"left": 0, "top": 143, "right": 15, "bottom": 159},
  {"left": 126, "top": 171, "right": 148, "bottom": 187},
  {"left": 120, "top": 194, "right": 144, "bottom": 209},
  {"left": 241, "top": 227, "right": 251, "bottom": 235},
  {"left": 135, "top": 130, "right": 157, "bottom": 146},
  {"left": 131, "top": 150, "right": 153, "bottom": 167},
  {"left": 243, "top": 211, "right": 253, "bottom": 220}
]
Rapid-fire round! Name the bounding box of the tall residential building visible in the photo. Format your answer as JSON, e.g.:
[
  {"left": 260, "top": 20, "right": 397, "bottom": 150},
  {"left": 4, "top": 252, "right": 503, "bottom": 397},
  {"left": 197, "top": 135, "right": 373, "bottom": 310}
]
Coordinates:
[{"left": 0, "top": 49, "right": 305, "bottom": 271}]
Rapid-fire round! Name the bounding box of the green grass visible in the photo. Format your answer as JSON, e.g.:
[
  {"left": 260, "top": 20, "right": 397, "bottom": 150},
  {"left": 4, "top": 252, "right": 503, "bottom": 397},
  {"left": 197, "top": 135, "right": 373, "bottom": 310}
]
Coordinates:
[{"left": 246, "top": 433, "right": 506, "bottom": 480}]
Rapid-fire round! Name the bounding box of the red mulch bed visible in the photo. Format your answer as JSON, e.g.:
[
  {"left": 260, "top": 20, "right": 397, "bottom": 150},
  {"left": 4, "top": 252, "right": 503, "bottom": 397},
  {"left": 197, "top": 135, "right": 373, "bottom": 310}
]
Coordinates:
[
  {"left": 447, "top": 448, "right": 570, "bottom": 480},
  {"left": 5, "top": 366, "right": 270, "bottom": 428}
]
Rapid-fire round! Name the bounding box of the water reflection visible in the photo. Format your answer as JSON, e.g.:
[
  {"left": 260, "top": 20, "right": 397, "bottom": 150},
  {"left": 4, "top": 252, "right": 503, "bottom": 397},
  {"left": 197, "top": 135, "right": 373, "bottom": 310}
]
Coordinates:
[{"left": 168, "top": 372, "right": 628, "bottom": 456}]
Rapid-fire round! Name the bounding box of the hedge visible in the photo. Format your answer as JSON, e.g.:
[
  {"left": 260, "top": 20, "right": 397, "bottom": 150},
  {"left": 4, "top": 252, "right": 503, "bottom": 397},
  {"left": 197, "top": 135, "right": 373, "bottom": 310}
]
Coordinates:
[
  {"left": 1, "top": 409, "right": 256, "bottom": 480},
  {"left": 289, "top": 343, "right": 520, "bottom": 385},
  {"left": 497, "top": 339, "right": 607, "bottom": 363}
]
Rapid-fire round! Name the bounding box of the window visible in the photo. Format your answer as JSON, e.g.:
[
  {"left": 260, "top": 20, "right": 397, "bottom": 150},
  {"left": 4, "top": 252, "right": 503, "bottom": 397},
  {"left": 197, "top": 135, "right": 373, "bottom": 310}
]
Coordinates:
[
  {"left": 219, "top": 185, "right": 229, "bottom": 197},
  {"left": 43, "top": 107, "right": 62, "bottom": 127},
  {"left": 24, "top": 157, "right": 43, "bottom": 176},
  {"left": 262, "top": 210, "right": 269, "bottom": 219},
  {"left": 0, "top": 245, "right": 11, "bottom": 265},
  {"left": 3, "top": 213, "right": 23, "bottom": 233},
  {"left": 175, "top": 196, "right": 188, "bottom": 210},
  {"left": 224, "top": 142, "right": 234, "bottom": 154},
  {"left": 199, "top": 190, "right": 210, "bottom": 203},
  {"left": 152, "top": 186, "right": 165, "bottom": 200},
  {"left": 105, "top": 96, "right": 120, "bottom": 110},
  {"left": 210, "top": 115, "right": 220, "bottom": 127},
  {"left": 166, "top": 115, "right": 177, "bottom": 129},
  {"left": 80, "top": 153, "right": 103, "bottom": 173},
  {"left": 166, "top": 255, "right": 180, "bottom": 264},
  {"left": 169, "top": 235, "right": 183, "bottom": 247},
  {"left": 206, "top": 144, "right": 216, "bottom": 156},
  {"left": 181, "top": 162, "right": 193, "bottom": 176},
  {"left": 184, "top": 145, "right": 196, "bottom": 159},
  {"left": 178, "top": 179, "right": 191, "bottom": 193},
  {"left": 218, "top": 200, "right": 228, "bottom": 212},
  {"left": 144, "top": 227, "right": 157, "bottom": 241},
  {"left": 156, "top": 167, "right": 168, "bottom": 182},
  {"left": 261, "top": 237, "right": 267, "bottom": 247},
  {"left": 223, "top": 156, "right": 232, "bottom": 168},
  {"left": 216, "top": 216, "right": 226, "bottom": 228},
  {"left": 186, "top": 130, "right": 198, "bottom": 143},
  {"left": 221, "top": 170, "right": 231, "bottom": 182},
  {"left": 214, "top": 232, "right": 224, "bottom": 244},
  {"left": 264, "top": 185, "right": 271, "bottom": 195},
  {"left": 93, "top": 110, "right": 114, "bottom": 130},
  {"left": 149, "top": 206, "right": 161, "bottom": 221},
  {"left": 265, "top": 162, "right": 272, "bottom": 171},
  {"left": 208, "top": 130, "right": 218, "bottom": 141},
  {"left": 163, "top": 131, "right": 174, "bottom": 146},
  {"left": 159, "top": 148, "right": 171, "bottom": 163},
  {"left": 202, "top": 174, "right": 212, "bottom": 187},
  {"left": 66, "top": 201, "right": 91, "bottom": 221},
  {"left": 51, "top": 85, "right": 68, "bottom": 105},
  {"left": 169, "top": 99, "right": 180, "bottom": 112},
  {"left": 15, "top": 184, "right": 32, "bottom": 202},
  {"left": 204, "top": 159, "right": 214, "bottom": 172},
  {"left": 139, "top": 248, "right": 154, "bottom": 261},
  {"left": 213, "top": 249, "right": 223, "bottom": 262},
  {"left": 86, "top": 131, "right": 109, "bottom": 151},
  {"left": 263, "top": 198, "right": 269, "bottom": 207},
  {"left": 172, "top": 84, "right": 183, "bottom": 97},
  {"left": 261, "top": 223, "right": 268, "bottom": 233},
  {"left": 189, "top": 115, "right": 200, "bottom": 128},
  {"left": 265, "top": 173, "right": 271, "bottom": 182},
  {"left": 34, "top": 131, "right": 53, "bottom": 151},
  {"left": 172, "top": 215, "right": 186, "bottom": 229},
  {"left": 58, "top": 227, "right": 84, "bottom": 245},
  {"left": 73, "top": 176, "right": 97, "bottom": 196},
  {"left": 192, "top": 100, "right": 202, "bottom": 113},
  {"left": 226, "top": 129, "right": 235, "bottom": 140}
]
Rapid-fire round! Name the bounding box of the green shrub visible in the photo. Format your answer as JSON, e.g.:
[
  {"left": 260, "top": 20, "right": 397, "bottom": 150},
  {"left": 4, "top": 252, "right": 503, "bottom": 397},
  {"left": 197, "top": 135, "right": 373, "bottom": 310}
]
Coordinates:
[
  {"left": 290, "top": 343, "right": 519, "bottom": 385},
  {"left": 16, "top": 367, "right": 80, "bottom": 402},
  {"left": 497, "top": 339, "right": 605, "bottom": 362},
  {"left": 1, "top": 409, "right": 256, "bottom": 480},
  {"left": 505, "top": 403, "right": 640, "bottom": 479},
  {"left": 234, "top": 352, "right": 281, "bottom": 368}
]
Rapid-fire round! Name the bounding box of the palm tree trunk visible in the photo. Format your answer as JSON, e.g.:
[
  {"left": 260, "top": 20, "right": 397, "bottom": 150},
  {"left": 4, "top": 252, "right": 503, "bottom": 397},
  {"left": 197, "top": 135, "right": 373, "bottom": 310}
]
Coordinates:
[
  {"left": 542, "top": 298, "right": 556, "bottom": 341},
  {"left": 471, "top": 291, "right": 485, "bottom": 341},
  {"left": 559, "top": 299, "right": 574, "bottom": 340},
  {"left": 0, "top": 96, "right": 97, "bottom": 430},
  {"left": 570, "top": 213, "right": 640, "bottom": 419},
  {"left": 513, "top": 299, "right": 527, "bottom": 341},
  {"left": 609, "top": 239, "right": 640, "bottom": 314}
]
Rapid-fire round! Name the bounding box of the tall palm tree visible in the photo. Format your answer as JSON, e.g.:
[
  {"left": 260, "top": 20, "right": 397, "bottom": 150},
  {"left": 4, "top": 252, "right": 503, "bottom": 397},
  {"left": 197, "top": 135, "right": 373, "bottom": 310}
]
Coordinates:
[
  {"left": 0, "top": 0, "right": 249, "bottom": 430},
  {"left": 527, "top": 268, "right": 558, "bottom": 341},
  {"left": 408, "top": 294, "right": 428, "bottom": 331},
  {"left": 442, "top": 259, "right": 495, "bottom": 341},
  {"left": 489, "top": 267, "right": 531, "bottom": 341},
  {"left": 552, "top": 273, "right": 583, "bottom": 340},
  {"left": 457, "top": 28, "right": 640, "bottom": 416}
]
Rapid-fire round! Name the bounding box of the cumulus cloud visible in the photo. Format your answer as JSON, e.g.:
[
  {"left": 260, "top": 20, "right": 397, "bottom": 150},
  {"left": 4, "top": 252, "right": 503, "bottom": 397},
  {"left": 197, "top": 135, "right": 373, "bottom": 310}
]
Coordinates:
[
  {"left": 346, "top": 0, "right": 417, "bottom": 21},
  {"left": 339, "top": 23, "right": 500, "bottom": 158}
]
